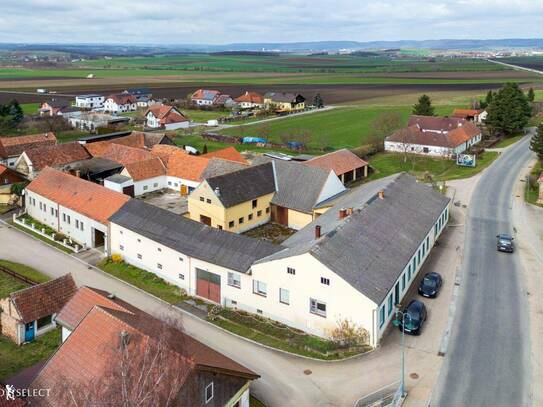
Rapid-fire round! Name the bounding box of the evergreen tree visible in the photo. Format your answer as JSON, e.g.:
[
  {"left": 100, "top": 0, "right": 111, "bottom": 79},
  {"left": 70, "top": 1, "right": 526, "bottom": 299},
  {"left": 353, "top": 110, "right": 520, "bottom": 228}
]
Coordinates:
[
  {"left": 530, "top": 123, "right": 543, "bottom": 162},
  {"left": 528, "top": 87, "right": 535, "bottom": 102},
  {"left": 202, "top": 144, "right": 208, "bottom": 154},
  {"left": 313, "top": 93, "right": 324, "bottom": 108},
  {"left": 485, "top": 90, "right": 494, "bottom": 106},
  {"left": 8, "top": 100, "right": 23, "bottom": 126},
  {"left": 486, "top": 83, "right": 532, "bottom": 135},
  {"left": 412, "top": 94, "right": 434, "bottom": 116}
]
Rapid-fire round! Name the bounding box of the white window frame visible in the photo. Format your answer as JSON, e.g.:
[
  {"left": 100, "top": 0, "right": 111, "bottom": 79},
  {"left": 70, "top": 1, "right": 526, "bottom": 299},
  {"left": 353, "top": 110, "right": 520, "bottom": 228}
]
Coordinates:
[
  {"left": 227, "top": 272, "right": 241, "bottom": 288},
  {"left": 310, "top": 298, "right": 327, "bottom": 317},
  {"left": 253, "top": 280, "right": 267, "bottom": 297},
  {"left": 279, "top": 288, "right": 290, "bottom": 305},
  {"left": 205, "top": 382, "right": 213, "bottom": 403}
]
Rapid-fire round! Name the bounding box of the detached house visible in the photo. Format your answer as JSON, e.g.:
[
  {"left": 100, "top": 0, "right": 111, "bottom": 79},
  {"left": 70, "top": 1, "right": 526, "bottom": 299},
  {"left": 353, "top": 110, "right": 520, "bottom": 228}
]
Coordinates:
[
  {"left": 75, "top": 94, "right": 105, "bottom": 109},
  {"left": 39, "top": 99, "right": 78, "bottom": 117},
  {"left": 452, "top": 108, "right": 487, "bottom": 124},
  {"left": 34, "top": 286, "right": 259, "bottom": 407},
  {"left": 263, "top": 92, "right": 305, "bottom": 112},
  {"left": 0, "top": 132, "right": 57, "bottom": 168},
  {"left": 25, "top": 168, "right": 130, "bottom": 253},
  {"left": 234, "top": 92, "right": 264, "bottom": 109},
  {"left": 0, "top": 274, "right": 76, "bottom": 345},
  {"left": 103, "top": 94, "right": 138, "bottom": 113},
  {"left": 191, "top": 89, "right": 221, "bottom": 107},
  {"left": 145, "top": 105, "right": 189, "bottom": 130}
]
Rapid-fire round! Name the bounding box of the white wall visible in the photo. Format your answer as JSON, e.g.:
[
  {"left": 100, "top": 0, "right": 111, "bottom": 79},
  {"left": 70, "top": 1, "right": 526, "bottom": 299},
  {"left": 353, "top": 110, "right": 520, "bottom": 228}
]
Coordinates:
[
  {"left": 75, "top": 96, "right": 105, "bottom": 109},
  {"left": 104, "top": 178, "right": 133, "bottom": 194},
  {"left": 385, "top": 141, "right": 455, "bottom": 158},
  {"left": 316, "top": 171, "right": 346, "bottom": 204}
]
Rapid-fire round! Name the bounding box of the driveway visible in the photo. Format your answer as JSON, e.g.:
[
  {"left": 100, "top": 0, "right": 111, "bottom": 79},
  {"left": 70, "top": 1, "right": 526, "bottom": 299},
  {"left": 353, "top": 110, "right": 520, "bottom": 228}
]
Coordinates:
[{"left": 432, "top": 133, "right": 534, "bottom": 407}]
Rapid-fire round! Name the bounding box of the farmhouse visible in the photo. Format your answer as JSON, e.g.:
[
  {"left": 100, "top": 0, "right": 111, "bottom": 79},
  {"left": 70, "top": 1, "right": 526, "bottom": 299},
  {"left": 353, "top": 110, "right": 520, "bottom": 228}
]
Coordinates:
[
  {"left": 188, "top": 163, "right": 276, "bottom": 233},
  {"left": 191, "top": 89, "right": 221, "bottom": 107},
  {"left": 119, "top": 157, "right": 167, "bottom": 196},
  {"left": 0, "top": 165, "right": 26, "bottom": 204},
  {"left": 103, "top": 94, "right": 138, "bottom": 113},
  {"left": 304, "top": 149, "right": 369, "bottom": 184},
  {"left": 25, "top": 168, "right": 130, "bottom": 253},
  {"left": 75, "top": 94, "right": 105, "bottom": 109},
  {"left": 15, "top": 142, "right": 91, "bottom": 179},
  {"left": 263, "top": 92, "right": 305, "bottom": 112},
  {"left": 145, "top": 105, "right": 189, "bottom": 130},
  {"left": 452, "top": 108, "right": 487, "bottom": 123},
  {"left": 33, "top": 286, "right": 259, "bottom": 407},
  {"left": 0, "top": 132, "right": 57, "bottom": 168},
  {"left": 385, "top": 115, "right": 482, "bottom": 158},
  {"left": 234, "top": 91, "right": 264, "bottom": 109},
  {"left": 0, "top": 274, "right": 76, "bottom": 345}
]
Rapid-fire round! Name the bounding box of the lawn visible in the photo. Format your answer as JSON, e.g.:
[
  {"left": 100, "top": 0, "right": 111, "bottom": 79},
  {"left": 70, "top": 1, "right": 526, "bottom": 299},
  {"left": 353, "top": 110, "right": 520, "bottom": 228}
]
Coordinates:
[
  {"left": 0, "top": 270, "right": 29, "bottom": 298},
  {"left": 494, "top": 134, "right": 525, "bottom": 148},
  {"left": 0, "top": 328, "right": 60, "bottom": 381},
  {"left": 21, "top": 102, "right": 39, "bottom": 115},
  {"left": 0, "top": 259, "right": 50, "bottom": 284},
  {"left": 99, "top": 259, "right": 188, "bottom": 304},
  {"left": 525, "top": 162, "right": 542, "bottom": 207},
  {"left": 368, "top": 151, "right": 500, "bottom": 182},
  {"left": 182, "top": 109, "right": 228, "bottom": 123},
  {"left": 220, "top": 105, "right": 461, "bottom": 150}
]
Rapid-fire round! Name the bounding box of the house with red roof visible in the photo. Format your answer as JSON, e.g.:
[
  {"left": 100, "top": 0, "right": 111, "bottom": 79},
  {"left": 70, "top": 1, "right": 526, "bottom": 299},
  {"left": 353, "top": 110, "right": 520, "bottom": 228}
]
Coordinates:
[
  {"left": 0, "top": 274, "right": 76, "bottom": 345},
  {"left": 452, "top": 108, "right": 487, "bottom": 123},
  {"left": 304, "top": 149, "right": 368, "bottom": 184},
  {"left": 145, "top": 105, "right": 189, "bottom": 130},
  {"left": 0, "top": 164, "right": 26, "bottom": 204},
  {"left": 385, "top": 115, "right": 483, "bottom": 159},
  {"left": 33, "top": 286, "right": 259, "bottom": 406},
  {"left": 103, "top": 94, "right": 138, "bottom": 113},
  {"left": 191, "top": 89, "right": 222, "bottom": 107},
  {"left": 0, "top": 132, "right": 57, "bottom": 168},
  {"left": 234, "top": 91, "right": 264, "bottom": 109},
  {"left": 25, "top": 168, "right": 130, "bottom": 253}
]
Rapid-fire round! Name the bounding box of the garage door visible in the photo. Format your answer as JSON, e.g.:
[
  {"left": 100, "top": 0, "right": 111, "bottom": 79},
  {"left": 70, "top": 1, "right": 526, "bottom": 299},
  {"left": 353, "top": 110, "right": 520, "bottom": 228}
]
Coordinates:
[{"left": 196, "top": 269, "right": 221, "bottom": 303}]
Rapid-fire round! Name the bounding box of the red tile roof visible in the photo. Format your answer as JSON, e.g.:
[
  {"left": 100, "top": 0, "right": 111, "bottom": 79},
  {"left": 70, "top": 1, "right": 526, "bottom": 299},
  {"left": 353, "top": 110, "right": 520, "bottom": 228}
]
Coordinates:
[
  {"left": 106, "top": 94, "right": 137, "bottom": 106},
  {"left": 84, "top": 133, "right": 146, "bottom": 157},
  {"left": 146, "top": 105, "right": 188, "bottom": 125},
  {"left": 203, "top": 146, "right": 248, "bottom": 164},
  {"left": 0, "top": 132, "right": 56, "bottom": 159},
  {"left": 304, "top": 149, "right": 368, "bottom": 176},
  {"left": 0, "top": 164, "right": 26, "bottom": 184},
  {"left": 452, "top": 108, "right": 483, "bottom": 118},
  {"left": 407, "top": 115, "right": 466, "bottom": 131},
  {"left": 234, "top": 91, "right": 264, "bottom": 104},
  {"left": 123, "top": 157, "right": 166, "bottom": 181},
  {"left": 166, "top": 153, "right": 210, "bottom": 181},
  {"left": 150, "top": 144, "right": 187, "bottom": 165},
  {"left": 191, "top": 89, "right": 220, "bottom": 101},
  {"left": 24, "top": 142, "right": 91, "bottom": 171},
  {"left": 9, "top": 274, "right": 76, "bottom": 324},
  {"left": 100, "top": 144, "right": 155, "bottom": 166},
  {"left": 26, "top": 167, "right": 130, "bottom": 224},
  {"left": 386, "top": 123, "right": 480, "bottom": 149}
]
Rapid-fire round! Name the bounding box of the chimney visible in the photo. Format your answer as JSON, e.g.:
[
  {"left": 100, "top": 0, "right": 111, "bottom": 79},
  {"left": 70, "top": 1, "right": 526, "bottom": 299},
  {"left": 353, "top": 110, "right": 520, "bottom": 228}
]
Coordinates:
[
  {"left": 347, "top": 207, "right": 353, "bottom": 215},
  {"left": 378, "top": 190, "right": 385, "bottom": 199},
  {"left": 315, "top": 225, "right": 321, "bottom": 239},
  {"left": 339, "top": 208, "right": 347, "bottom": 219},
  {"left": 215, "top": 187, "right": 220, "bottom": 196}
]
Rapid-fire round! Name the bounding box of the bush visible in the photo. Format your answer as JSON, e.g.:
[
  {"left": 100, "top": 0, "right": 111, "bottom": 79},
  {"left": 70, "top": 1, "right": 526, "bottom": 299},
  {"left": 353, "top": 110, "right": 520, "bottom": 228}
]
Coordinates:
[
  {"left": 111, "top": 253, "right": 123, "bottom": 263},
  {"left": 328, "top": 318, "right": 370, "bottom": 347},
  {"left": 351, "top": 144, "right": 377, "bottom": 159}
]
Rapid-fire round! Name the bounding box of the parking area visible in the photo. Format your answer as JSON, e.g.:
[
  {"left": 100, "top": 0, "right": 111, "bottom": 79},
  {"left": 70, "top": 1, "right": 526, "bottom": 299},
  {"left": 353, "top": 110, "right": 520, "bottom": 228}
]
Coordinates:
[{"left": 137, "top": 189, "right": 188, "bottom": 215}]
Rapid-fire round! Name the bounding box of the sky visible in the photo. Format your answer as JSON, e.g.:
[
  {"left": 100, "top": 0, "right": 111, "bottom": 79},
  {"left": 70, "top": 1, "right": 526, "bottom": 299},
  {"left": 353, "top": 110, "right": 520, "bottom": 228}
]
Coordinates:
[{"left": 1, "top": 0, "right": 542, "bottom": 45}]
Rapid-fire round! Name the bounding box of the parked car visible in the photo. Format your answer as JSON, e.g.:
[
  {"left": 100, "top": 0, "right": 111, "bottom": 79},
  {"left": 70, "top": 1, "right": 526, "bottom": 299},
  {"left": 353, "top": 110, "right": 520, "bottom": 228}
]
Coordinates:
[
  {"left": 418, "top": 272, "right": 443, "bottom": 298},
  {"left": 398, "top": 300, "right": 427, "bottom": 335},
  {"left": 496, "top": 234, "right": 514, "bottom": 253}
]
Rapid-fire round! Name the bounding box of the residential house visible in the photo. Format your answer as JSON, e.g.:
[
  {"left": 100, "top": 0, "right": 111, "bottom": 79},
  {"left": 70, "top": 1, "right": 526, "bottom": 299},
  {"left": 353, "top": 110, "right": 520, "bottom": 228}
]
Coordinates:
[
  {"left": 215, "top": 94, "right": 235, "bottom": 108},
  {"left": 74, "top": 94, "right": 105, "bottom": 109},
  {"left": 25, "top": 167, "right": 130, "bottom": 253},
  {"left": 33, "top": 286, "right": 259, "bottom": 407},
  {"left": 0, "top": 274, "right": 76, "bottom": 345},
  {"left": 452, "top": 108, "right": 487, "bottom": 124},
  {"left": 0, "top": 164, "right": 26, "bottom": 204},
  {"left": 263, "top": 92, "right": 305, "bottom": 112},
  {"left": 188, "top": 163, "right": 276, "bottom": 232},
  {"left": 385, "top": 116, "right": 482, "bottom": 158},
  {"left": 15, "top": 142, "right": 91, "bottom": 179},
  {"left": 145, "top": 105, "right": 189, "bottom": 130},
  {"left": 99, "top": 144, "right": 156, "bottom": 166},
  {"left": 304, "top": 149, "right": 369, "bottom": 184},
  {"left": 109, "top": 199, "right": 281, "bottom": 303},
  {"left": 119, "top": 157, "right": 167, "bottom": 196},
  {"left": 68, "top": 111, "right": 129, "bottom": 132},
  {"left": 191, "top": 89, "right": 221, "bottom": 107},
  {"left": 0, "top": 133, "right": 57, "bottom": 168},
  {"left": 234, "top": 92, "right": 264, "bottom": 109},
  {"left": 103, "top": 94, "right": 138, "bottom": 113},
  {"left": 39, "top": 99, "right": 78, "bottom": 117}
]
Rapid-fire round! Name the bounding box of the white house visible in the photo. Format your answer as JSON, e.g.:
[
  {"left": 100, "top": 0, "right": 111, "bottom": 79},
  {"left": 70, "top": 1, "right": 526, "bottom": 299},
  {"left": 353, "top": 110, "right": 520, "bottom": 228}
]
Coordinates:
[
  {"left": 103, "top": 94, "right": 138, "bottom": 113},
  {"left": 25, "top": 167, "right": 130, "bottom": 253},
  {"left": 145, "top": 105, "right": 189, "bottom": 130},
  {"left": 234, "top": 92, "right": 264, "bottom": 109},
  {"left": 75, "top": 94, "right": 105, "bottom": 109},
  {"left": 119, "top": 157, "right": 167, "bottom": 196},
  {"left": 191, "top": 89, "right": 221, "bottom": 107}
]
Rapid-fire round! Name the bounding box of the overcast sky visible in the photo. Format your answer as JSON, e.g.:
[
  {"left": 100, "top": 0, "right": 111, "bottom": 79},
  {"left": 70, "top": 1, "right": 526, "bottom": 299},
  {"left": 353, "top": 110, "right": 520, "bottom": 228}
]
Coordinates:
[{"left": 1, "top": 0, "right": 542, "bottom": 44}]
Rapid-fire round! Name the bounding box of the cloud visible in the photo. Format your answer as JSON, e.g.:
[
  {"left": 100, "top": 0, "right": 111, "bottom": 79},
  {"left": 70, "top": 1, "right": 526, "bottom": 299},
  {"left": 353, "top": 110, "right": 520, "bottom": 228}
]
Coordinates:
[{"left": 0, "top": 0, "right": 541, "bottom": 44}]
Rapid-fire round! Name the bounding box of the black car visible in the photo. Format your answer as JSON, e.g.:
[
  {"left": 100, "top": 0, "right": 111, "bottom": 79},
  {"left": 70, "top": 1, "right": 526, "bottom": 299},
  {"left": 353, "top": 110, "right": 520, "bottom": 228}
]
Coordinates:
[
  {"left": 496, "top": 234, "right": 514, "bottom": 253},
  {"left": 398, "top": 300, "right": 427, "bottom": 335},
  {"left": 418, "top": 272, "right": 442, "bottom": 298}
]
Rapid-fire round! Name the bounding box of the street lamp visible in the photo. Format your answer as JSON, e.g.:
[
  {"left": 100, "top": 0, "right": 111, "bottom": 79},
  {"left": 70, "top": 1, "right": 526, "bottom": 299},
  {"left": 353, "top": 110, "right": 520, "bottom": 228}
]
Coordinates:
[{"left": 392, "top": 306, "right": 412, "bottom": 403}]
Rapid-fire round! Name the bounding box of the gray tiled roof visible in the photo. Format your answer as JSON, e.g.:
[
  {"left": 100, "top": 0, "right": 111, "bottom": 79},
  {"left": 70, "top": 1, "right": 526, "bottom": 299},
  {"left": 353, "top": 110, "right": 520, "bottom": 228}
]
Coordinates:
[
  {"left": 258, "top": 173, "right": 450, "bottom": 304},
  {"left": 109, "top": 200, "right": 282, "bottom": 273},
  {"left": 105, "top": 174, "right": 131, "bottom": 184},
  {"left": 206, "top": 163, "right": 276, "bottom": 208},
  {"left": 201, "top": 158, "right": 247, "bottom": 180}
]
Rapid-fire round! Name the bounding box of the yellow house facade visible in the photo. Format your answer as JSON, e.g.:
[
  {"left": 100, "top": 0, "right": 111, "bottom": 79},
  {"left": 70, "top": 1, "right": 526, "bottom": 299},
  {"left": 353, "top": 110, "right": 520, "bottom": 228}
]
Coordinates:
[{"left": 263, "top": 92, "right": 305, "bottom": 112}]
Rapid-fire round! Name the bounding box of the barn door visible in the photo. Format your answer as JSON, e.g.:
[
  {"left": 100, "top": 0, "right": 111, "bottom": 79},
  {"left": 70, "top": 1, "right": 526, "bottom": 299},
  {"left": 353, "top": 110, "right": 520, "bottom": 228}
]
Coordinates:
[{"left": 196, "top": 269, "right": 221, "bottom": 303}]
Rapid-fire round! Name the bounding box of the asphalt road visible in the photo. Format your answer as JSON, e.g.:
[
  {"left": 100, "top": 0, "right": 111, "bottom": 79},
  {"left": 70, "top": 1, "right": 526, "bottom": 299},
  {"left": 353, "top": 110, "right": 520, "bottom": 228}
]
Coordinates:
[{"left": 433, "top": 133, "right": 534, "bottom": 406}]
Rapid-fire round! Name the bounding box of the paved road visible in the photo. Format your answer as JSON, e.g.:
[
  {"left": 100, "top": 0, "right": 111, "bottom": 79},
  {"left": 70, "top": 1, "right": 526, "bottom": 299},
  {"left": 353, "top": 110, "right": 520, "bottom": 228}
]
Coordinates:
[{"left": 433, "top": 133, "right": 534, "bottom": 406}]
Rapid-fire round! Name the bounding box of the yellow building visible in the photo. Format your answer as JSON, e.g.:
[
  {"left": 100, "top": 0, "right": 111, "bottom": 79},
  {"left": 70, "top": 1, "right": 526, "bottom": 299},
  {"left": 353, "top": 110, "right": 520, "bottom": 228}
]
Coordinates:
[
  {"left": 263, "top": 92, "right": 306, "bottom": 112},
  {"left": 188, "top": 163, "right": 277, "bottom": 233}
]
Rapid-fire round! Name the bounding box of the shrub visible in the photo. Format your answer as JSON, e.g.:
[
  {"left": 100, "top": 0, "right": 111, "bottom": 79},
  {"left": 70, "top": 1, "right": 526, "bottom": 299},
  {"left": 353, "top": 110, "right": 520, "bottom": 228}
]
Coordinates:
[
  {"left": 111, "top": 253, "right": 123, "bottom": 263},
  {"left": 329, "top": 318, "right": 370, "bottom": 347},
  {"left": 351, "top": 144, "right": 377, "bottom": 159}
]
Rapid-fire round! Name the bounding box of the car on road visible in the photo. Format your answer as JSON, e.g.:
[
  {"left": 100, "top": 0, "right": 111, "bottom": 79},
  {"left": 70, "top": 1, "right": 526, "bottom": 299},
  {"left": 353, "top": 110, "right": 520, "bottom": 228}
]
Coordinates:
[
  {"left": 496, "top": 234, "right": 514, "bottom": 253},
  {"left": 418, "top": 272, "right": 443, "bottom": 298},
  {"left": 398, "top": 300, "right": 427, "bottom": 335}
]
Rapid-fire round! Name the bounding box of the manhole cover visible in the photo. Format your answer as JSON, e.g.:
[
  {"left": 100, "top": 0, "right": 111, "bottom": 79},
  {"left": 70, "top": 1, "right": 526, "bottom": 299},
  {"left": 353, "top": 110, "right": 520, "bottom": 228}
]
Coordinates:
[
  {"left": 303, "top": 369, "right": 312, "bottom": 375},
  {"left": 410, "top": 373, "right": 419, "bottom": 379}
]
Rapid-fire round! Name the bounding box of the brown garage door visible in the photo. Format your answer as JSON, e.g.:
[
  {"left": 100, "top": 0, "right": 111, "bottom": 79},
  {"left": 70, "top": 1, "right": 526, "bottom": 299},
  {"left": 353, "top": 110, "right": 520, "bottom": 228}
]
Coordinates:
[{"left": 196, "top": 269, "right": 221, "bottom": 303}]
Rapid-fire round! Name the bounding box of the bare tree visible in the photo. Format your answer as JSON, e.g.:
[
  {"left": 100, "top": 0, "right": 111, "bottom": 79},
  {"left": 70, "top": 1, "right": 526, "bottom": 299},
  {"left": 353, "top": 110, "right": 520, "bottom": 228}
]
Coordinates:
[
  {"left": 370, "top": 111, "right": 402, "bottom": 139},
  {"left": 35, "top": 115, "right": 71, "bottom": 133}
]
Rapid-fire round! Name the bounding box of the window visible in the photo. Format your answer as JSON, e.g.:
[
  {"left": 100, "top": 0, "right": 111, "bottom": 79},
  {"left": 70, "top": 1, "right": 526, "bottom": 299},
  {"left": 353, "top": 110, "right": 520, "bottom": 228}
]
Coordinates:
[
  {"left": 252, "top": 199, "right": 258, "bottom": 209},
  {"left": 179, "top": 273, "right": 185, "bottom": 280},
  {"left": 62, "top": 213, "right": 66, "bottom": 222},
  {"left": 257, "top": 210, "right": 262, "bottom": 217},
  {"left": 287, "top": 267, "right": 295, "bottom": 275},
  {"left": 39, "top": 202, "right": 42, "bottom": 210},
  {"left": 426, "top": 236, "right": 430, "bottom": 249},
  {"left": 75, "top": 219, "right": 79, "bottom": 229},
  {"left": 153, "top": 183, "right": 158, "bottom": 188},
  {"left": 137, "top": 239, "right": 141, "bottom": 243},
  {"left": 228, "top": 221, "right": 234, "bottom": 228},
  {"left": 228, "top": 272, "right": 241, "bottom": 288},
  {"left": 143, "top": 185, "right": 148, "bottom": 191},
  {"left": 310, "top": 298, "right": 327, "bottom": 317},
  {"left": 379, "top": 305, "right": 386, "bottom": 328},
  {"left": 157, "top": 247, "right": 162, "bottom": 252},
  {"left": 253, "top": 280, "right": 267, "bottom": 296},
  {"left": 321, "top": 277, "right": 330, "bottom": 286},
  {"left": 36, "top": 315, "right": 52, "bottom": 329},
  {"left": 157, "top": 263, "right": 162, "bottom": 270},
  {"left": 408, "top": 264, "right": 412, "bottom": 280},
  {"left": 418, "top": 250, "right": 421, "bottom": 263},
  {"left": 80, "top": 222, "right": 84, "bottom": 231},
  {"left": 200, "top": 197, "right": 204, "bottom": 202},
  {"left": 402, "top": 273, "right": 406, "bottom": 292},
  {"left": 67, "top": 215, "right": 71, "bottom": 224},
  {"left": 43, "top": 204, "right": 46, "bottom": 212},
  {"left": 248, "top": 214, "right": 253, "bottom": 221},
  {"left": 388, "top": 294, "right": 393, "bottom": 315},
  {"left": 168, "top": 181, "right": 172, "bottom": 186},
  {"left": 137, "top": 253, "right": 142, "bottom": 259},
  {"left": 50, "top": 208, "right": 54, "bottom": 216},
  {"left": 206, "top": 198, "right": 211, "bottom": 204},
  {"left": 265, "top": 207, "right": 270, "bottom": 214},
  {"left": 119, "top": 230, "right": 123, "bottom": 235},
  {"left": 238, "top": 217, "right": 244, "bottom": 224},
  {"left": 279, "top": 288, "right": 290, "bottom": 304},
  {"left": 257, "top": 309, "right": 263, "bottom": 314},
  {"left": 205, "top": 382, "right": 213, "bottom": 404},
  {"left": 119, "top": 245, "right": 124, "bottom": 251}
]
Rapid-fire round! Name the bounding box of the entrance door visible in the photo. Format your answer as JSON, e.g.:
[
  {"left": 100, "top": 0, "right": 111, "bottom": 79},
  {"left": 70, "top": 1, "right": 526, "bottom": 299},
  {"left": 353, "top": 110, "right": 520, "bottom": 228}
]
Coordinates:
[
  {"left": 180, "top": 185, "right": 188, "bottom": 196},
  {"left": 25, "top": 322, "right": 35, "bottom": 342},
  {"left": 394, "top": 282, "right": 400, "bottom": 305},
  {"left": 94, "top": 228, "right": 105, "bottom": 248},
  {"left": 200, "top": 215, "right": 212, "bottom": 226},
  {"left": 123, "top": 185, "right": 135, "bottom": 197},
  {"left": 196, "top": 269, "right": 221, "bottom": 303},
  {"left": 273, "top": 205, "right": 288, "bottom": 226}
]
